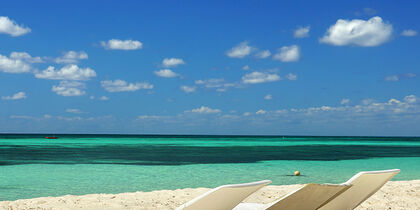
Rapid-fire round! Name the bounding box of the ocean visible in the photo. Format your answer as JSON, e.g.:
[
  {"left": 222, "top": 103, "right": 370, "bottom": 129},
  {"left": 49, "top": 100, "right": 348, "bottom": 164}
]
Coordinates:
[{"left": 1, "top": 134, "right": 419, "bottom": 201}]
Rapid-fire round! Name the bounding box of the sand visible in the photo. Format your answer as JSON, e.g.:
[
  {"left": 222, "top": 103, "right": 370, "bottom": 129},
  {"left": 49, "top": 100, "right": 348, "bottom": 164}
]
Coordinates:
[{"left": 1, "top": 180, "right": 419, "bottom": 210}]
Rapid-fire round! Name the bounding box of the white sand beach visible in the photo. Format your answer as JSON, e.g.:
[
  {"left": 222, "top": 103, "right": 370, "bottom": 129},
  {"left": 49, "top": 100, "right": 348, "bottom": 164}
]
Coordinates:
[{"left": 1, "top": 180, "right": 419, "bottom": 210}]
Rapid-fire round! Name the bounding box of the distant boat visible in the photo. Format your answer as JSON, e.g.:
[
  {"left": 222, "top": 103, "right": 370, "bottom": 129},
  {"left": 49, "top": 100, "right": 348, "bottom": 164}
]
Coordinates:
[{"left": 45, "top": 136, "right": 58, "bottom": 139}]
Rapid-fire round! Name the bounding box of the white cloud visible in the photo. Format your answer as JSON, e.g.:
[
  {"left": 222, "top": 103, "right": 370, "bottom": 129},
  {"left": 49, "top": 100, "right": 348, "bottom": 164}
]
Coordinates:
[
  {"left": 99, "top": 96, "right": 110, "bottom": 101},
  {"left": 384, "top": 75, "right": 399, "bottom": 82},
  {"left": 0, "top": 16, "right": 31, "bottom": 36},
  {"left": 180, "top": 85, "right": 196, "bottom": 93},
  {"left": 2, "top": 91, "right": 26, "bottom": 100},
  {"left": 242, "top": 71, "right": 281, "bottom": 84},
  {"left": 404, "top": 95, "right": 417, "bottom": 103},
  {"left": 256, "top": 109, "right": 267, "bottom": 115},
  {"left": 101, "top": 39, "right": 143, "bottom": 50},
  {"left": 361, "top": 99, "right": 374, "bottom": 105},
  {"left": 341, "top": 98, "right": 350, "bottom": 105},
  {"left": 66, "top": 109, "right": 85, "bottom": 114},
  {"left": 52, "top": 81, "right": 86, "bottom": 96},
  {"left": 55, "top": 51, "right": 88, "bottom": 64},
  {"left": 244, "top": 95, "right": 420, "bottom": 122},
  {"left": 255, "top": 50, "right": 271, "bottom": 59},
  {"left": 101, "top": 79, "right": 153, "bottom": 92},
  {"left": 162, "top": 58, "right": 185, "bottom": 67},
  {"left": 57, "top": 116, "right": 83, "bottom": 121},
  {"left": 189, "top": 106, "right": 221, "bottom": 114},
  {"left": 226, "top": 42, "right": 252, "bottom": 58},
  {"left": 406, "top": 73, "right": 416, "bottom": 78},
  {"left": 243, "top": 112, "right": 251, "bottom": 116},
  {"left": 294, "top": 26, "right": 310, "bottom": 38},
  {"left": 10, "top": 52, "right": 43, "bottom": 63},
  {"left": 35, "top": 65, "right": 96, "bottom": 80},
  {"left": 273, "top": 45, "right": 300, "bottom": 62},
  {"left": 401, "top": 29, "right": 417, "bottom": 37},
  {"left": 0, "top": 53, "right": 33, "bottom": 73},
  {"left": 320, "top": 16, "right": 392, "bottom": 47},
  {"left": 154, "top": 69, "right": 179, "bottom": 78},
  {"left": 10, "top": 115, "right": 36, "bottom": 120},
  {"left": 285, "top": 73, "right": 297, "bottom": 80},
  {"left": 242, "top": 65, "right": 250, "bottom": 70},
  {"left": 264, "top": 94, "right": 272, "bottom": 100},
  {"left": 137, "top": 115, "right": 164, "bottom": 120},
  {"left": 195, "top": 78, "right": 237, "bottom": 92},
  {"left": 385, "top": 73, "right": 417, "bottom": 82}
]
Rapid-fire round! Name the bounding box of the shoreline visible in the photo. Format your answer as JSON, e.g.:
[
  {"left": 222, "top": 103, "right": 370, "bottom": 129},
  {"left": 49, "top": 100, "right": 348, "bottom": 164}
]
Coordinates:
[{"left": 1, "top": 180, "right": 419, "bottom": 210}]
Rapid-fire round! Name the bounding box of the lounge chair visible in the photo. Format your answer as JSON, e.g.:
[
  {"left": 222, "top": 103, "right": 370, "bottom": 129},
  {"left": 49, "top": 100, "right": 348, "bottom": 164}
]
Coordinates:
[
  {"left": 319, "top": 169, "right": 400, "bottom": 210},
  {"left": 233, "top": 183, "right": 351, "bottom": 210},
  {"left": 175, "top": 180, "right": 271, "bottom": 210},
  {"left": 234, "top": 169, "right": 400, "bottom": 210}
]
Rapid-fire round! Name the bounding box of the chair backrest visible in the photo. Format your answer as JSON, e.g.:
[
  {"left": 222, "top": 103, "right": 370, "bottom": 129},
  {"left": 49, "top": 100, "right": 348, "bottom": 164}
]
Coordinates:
[
  {"left": 318, "top": 169, "right": 400, "bottom": 210},
  {"left": 176, "top": 180, "right": 271, "bottom": 210},
  {"left": 266, "top": 183, "right": 351, "bottom": 210}
]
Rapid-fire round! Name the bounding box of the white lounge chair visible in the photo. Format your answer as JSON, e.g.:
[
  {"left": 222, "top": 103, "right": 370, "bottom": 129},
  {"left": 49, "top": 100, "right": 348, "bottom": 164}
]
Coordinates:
[
  {"left": 319, "top": 169, "right": 400, "bottom": 210},
  {"left": 234, "top": 169, "right": 400, "bottom": 210},
  {"left": 176, "top": 180, "right": 271, "bottom": 210},
  {"left": 233, "top": 183, "right": 351, "bottom": 210}
]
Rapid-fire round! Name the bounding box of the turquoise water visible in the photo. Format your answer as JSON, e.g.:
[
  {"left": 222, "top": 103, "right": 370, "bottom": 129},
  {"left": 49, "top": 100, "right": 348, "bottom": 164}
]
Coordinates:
[{"left": 1, "top": 135, "right": 420, "bottom": 201}]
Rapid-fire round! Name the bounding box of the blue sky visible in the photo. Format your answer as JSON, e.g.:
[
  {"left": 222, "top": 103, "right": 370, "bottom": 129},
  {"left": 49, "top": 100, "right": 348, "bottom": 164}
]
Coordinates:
[{"left": 0, "top": 0, "right": 419, "bottom": 135}]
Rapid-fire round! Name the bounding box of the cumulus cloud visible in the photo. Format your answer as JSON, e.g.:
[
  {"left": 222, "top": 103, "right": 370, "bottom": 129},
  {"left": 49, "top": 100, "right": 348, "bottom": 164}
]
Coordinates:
[
  {"left": 180, "top": 85, "right": 196, "bottom": 93},
  {"left": 99, "top": 96, "right": 110, "bottom": 101},
  {"left": 273, "top": 45, "right": 300, "bottom": 62},
  {"left": 255, "top": 50, "right": 271, "bottom": 59},
  {"left": 264, "top": 94, "right": 272, "bottom": 100},
  {"left": 405, "top": 73, "right": 417, "bottom": 78},
  {"left": 294, "top": 26, "right": 310, "bottom": 38},
  {"left": 285, "top": 73, "right": 298, "bottom": 81},
  {"left": 2, "top": 91, "right": 26, "bottom": 100},
  {"left": 242, "top": 71, "right": 281, "bottom": 84},
  {"left": 226, "top": 42, "right": 252, "bottom": 58},
  {"left": 162, "top": 58, "right": 185, "bottom": 67},
  {"left": 0, "top": 16, "right": 31, "bottom": 36},
  {"left": 243, "top": 95, "right": 420, "bottom": 122},
  {"left": 10, "top": 52, "right": 43, "bottom": 63},
  {"left": 154, "top": 69, "right": 179, "bottom": 78},
  {"left": 256, "top": 110, "right": 267, "bottom": 115},
  {"left": 195, "top": 78, "right": 237, "bottom": 92},
  {"left": 242, "top": 65, "right": 250, "bottom": 70},
  {"left": 0, "top": 52, "right": 36, "bottom": 73},
  {"left": 101, "top": 79, "right": 153, "bottom": 92},
  {"left": 101, "top": 39, "right": 143, "bottom": 50},
  {"left": 137, "top": 115, "right": 164, "bottom": 120},
  {"left": 195, "top": 78, "right": 223, "bottom": 87},
  {"left": 55, "top": 51, "right": 88, "bottom": 63},
  {"left": 341, "top": 98, "right": 350, "bottom": 105},
  {"left": 404, "top": 95, "right": 417, "bottom": 103},
  {"left": 189, "top": 106, "right": 221, "bottom": 114},
  {"left": 384, "top": 75, "right": 399, "bottom": 82},
  {"left": 401, "top": 29, "right": 417, "bottom": 37},
  {"left": 66, "top": 108, "right": 85, "bottom": 114},
  {"left": 320, "top": 16, "right": 392, "bottom": 47},
  {"left": 35, "top": 65, "right": 96, "bottom": 80},
  {"left": 52, "top": 81, "right": 86, "bottom": 96},
  {"left": 243, "top": 112, "right": 251, "bottom": 116},
  {"left": 384, "top": 73, "right": 416, "bottom": 82}
]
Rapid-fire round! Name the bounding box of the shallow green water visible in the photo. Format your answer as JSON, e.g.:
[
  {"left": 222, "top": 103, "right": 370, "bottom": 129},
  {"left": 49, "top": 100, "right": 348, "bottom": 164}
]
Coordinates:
[{"left": 1, "top": 135, "right": 419, "bottom": 201}]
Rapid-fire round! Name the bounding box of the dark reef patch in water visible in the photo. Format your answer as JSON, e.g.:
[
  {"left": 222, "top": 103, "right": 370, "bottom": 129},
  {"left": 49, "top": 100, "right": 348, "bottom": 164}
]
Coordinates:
[{"left": 1, "top": 144, "right": 420, "bottom": 165}]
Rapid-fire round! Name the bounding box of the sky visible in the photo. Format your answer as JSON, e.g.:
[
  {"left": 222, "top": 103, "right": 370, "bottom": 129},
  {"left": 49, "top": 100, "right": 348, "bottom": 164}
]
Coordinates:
[{"left": 0, "top": 0, "right": 419, "bottom": 136}]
